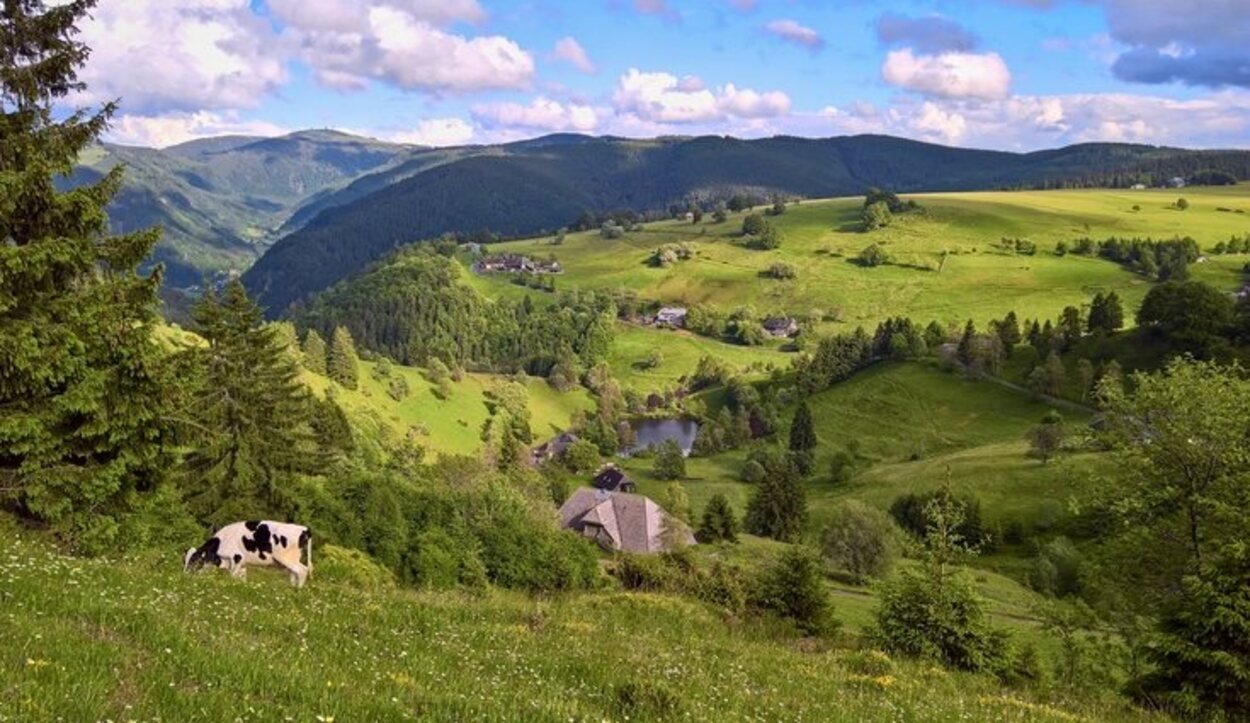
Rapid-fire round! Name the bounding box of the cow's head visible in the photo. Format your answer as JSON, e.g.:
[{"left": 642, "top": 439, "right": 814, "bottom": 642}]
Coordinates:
[
  {"left": 183, "top": 547, "right": 198, "bottom": 571},
  {"left": 184, "top": 537, "right": 222, "bottom": 572}
]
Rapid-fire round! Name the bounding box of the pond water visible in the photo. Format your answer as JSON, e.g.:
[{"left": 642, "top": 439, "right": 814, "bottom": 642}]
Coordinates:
[{"left": 623, "top": 418, "right": 700, "bottom": 457}]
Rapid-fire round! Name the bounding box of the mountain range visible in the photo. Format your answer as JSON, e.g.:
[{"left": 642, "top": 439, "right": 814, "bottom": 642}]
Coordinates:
[{"left": 71, "top": 130, "right": 1250, "bottom": 313}]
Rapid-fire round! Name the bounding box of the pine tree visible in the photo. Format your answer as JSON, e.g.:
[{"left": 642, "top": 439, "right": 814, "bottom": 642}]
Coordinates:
[
  {"left": 302, "top": 329, "right": 328, "bottom": 375},
  {"left": 998, "top": 311, "right": 1021, "bottom": 350},
  {"left": 956, "top": 320, "right": 977, "bottom": 365},
  {"left": 744, "top": 452, "right": 807, "bottom": 542},
  {"left": 697, "top": 493, "right": 739, "bottom": 543},
  {"left": 788, "top": 401, "right": 817, "bottom": 474},
  {"left": 0, "top": 0, "right": 181, "bottom": 551},
  {"left": 328, "top": 325, "right": 360, "bottom": 389},
  {"left": 181, "top": 281, "right": 315, "bottom": 526}
]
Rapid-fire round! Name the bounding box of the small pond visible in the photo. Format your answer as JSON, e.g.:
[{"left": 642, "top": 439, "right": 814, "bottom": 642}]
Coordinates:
[{"left": 622, "top": 418, "right": 700, "bottom": 457}]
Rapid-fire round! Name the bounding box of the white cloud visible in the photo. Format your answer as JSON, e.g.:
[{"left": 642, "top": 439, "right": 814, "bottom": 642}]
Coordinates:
[
  {"left": 76, "top": 0, "right": 285, "bottom": 114},
  {"left": 473, "top": 97, "right": 600, "bottom": 132},
  {"left": 269, "top": 0, "right": 534, "bottom": 93},
  {"left": 613, "top": 69, "right": 720, "bottom": 123},
  {"left": 551, "top": 37, "right": 596, "bottom": 74},
  {"left": 909, "top": 101, "right": 967, "bottom": 143},
  {"left": 612, "top": 69, "right": 791, "bottom": 124},
  {"left": 385, "top": 118, "right": 476, "bottom": 146},
  {"left": 718, "top": 84, "right": 791, "bottom": 118},
  {"left": 882, "top": 48, "right": 1012, "bottom": 100},
  {"left": 764, "top": 19, "right": 824, "bottom": 50},
  {"left": 105, "top": 111, "right": 289, "bottom": 148}
]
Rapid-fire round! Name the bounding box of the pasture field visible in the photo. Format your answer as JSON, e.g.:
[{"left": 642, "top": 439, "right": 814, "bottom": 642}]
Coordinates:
[
  {"left": 479, "top": 186, "right": 1250, "bottom": 333},
  {"left": 622, "top": 362, "right": 1100, "bottom": 533},
  {"left": 302, "top": 360, "right": 594, "bottom": 457},
  {"left": 608, "top": 323, "right": 789, "bottom": 389},
  {"left": 0, "top": 522, "right": 1155, "bottom": 722}
]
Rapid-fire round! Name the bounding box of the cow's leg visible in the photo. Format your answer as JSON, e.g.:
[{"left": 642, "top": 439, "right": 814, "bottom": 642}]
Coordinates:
[
  {"left": 230, "top": 563, "right": 247, "bottom": 580},
  {"left": 274, "top": 557, "right": 308, "bottom": 588}
]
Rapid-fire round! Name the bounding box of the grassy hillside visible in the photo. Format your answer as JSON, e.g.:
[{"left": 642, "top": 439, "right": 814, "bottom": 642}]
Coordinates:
[
  {"left": 302, "top": 360, "right": 594, "bottom": 458},
  {"left": 0, "top": 522, "right": 1153, "bottom": 722},
  {"left": 481, "top": 186, "right": 1250, "bottom": 332},
  {"left": 244, "top": 134, "right": 1250, "bottom": 313},
  {"left": 622, "top": 362, "right": 1097, "bottom": 531}
]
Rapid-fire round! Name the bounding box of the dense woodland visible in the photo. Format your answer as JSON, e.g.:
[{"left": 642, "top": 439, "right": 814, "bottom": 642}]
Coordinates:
[{"left": 4, "top": 3, "right": 1250, "bottom": 721}]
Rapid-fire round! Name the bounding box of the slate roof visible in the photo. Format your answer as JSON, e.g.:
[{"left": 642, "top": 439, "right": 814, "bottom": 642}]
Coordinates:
[
  {"left": 558, "top": 488, "right": 695, "bottom": 553},
  {"left": 592, "top": 465, "right": 635, "bottom": 492}
]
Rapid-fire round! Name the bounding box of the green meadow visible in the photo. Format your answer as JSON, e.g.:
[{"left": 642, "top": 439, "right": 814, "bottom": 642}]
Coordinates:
[
  {"left": 301, "top": 360, "right": 594, "bottom": 457},
  {"left": 0, "top": 522, "right": 1154, "bottom": 722},
  {"left": 480, "top": 186, "right": 1250, "bottom": 332}
]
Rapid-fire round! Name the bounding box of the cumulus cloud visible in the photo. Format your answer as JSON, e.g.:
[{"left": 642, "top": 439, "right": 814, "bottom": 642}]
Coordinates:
[
  {"left": 882, "top": 49, "right": 1012, "bottom": 100},
  {"left": 76, "top": 0, "right": 285, "bottom": 114},
  {"left": 105, "top": 111, "right": 289, "bottom": 148},
  {"left": 386, "top": 118, "right": 476, "bottom": 147},
  {"left": 551, "top": 37, "right": 596, "bottom": 74},
  {"left": 876, "top": 13, "right": 979, "bottom": 54},
  {"left": 268, "top": 0, "right": 534, "bottom": 93},
  {"left": 764, "top": 19, "right": 824, "bottom": 50},
  {"left": 612, "top": 69, "right": 791, "bottom": 124},
  {"left": 473, "top": 97, "right": 600, "bottom": 132}
]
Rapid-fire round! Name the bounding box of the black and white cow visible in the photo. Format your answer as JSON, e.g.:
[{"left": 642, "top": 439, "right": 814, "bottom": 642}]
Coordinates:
[{"left": 184, "top": 521, "right": 312, "bottom": 588}]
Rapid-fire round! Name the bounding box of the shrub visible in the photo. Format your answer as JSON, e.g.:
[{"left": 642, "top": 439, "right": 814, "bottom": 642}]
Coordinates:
[
  {"left": 857, "top": 243, "right": 890, "bottom": 267},
  {"left": 614, "top": 553, "right": 679, "bottom": 591},
  {"left": 741, "top": 213, "right": 767, "bottom": 236},
  {"left": 828, "top": 450, "right": 855, "bottom": 484},
  {"left": 862, "top": 201, "right": 892, "bottom": 231},
  {"left": 314, "top": 544, "right": 397, "bottom": 589},
  {"left": 1028, "top": 536, "right": 1085, "bottom": 597},
  {"left": 765, "top": 262, "right": 797, "bottom": 279},
  {"left": 754, "top": 546, "right": 838, "bottom": 636},
  {"left": 740, "top": 459, "right": 766, "bottom": 483},
  {"left": 561, "top": 438, "right": 600, "bottom": 473},
  {"left": 820, "top": 501, "right": 900, "bottom": 583}
]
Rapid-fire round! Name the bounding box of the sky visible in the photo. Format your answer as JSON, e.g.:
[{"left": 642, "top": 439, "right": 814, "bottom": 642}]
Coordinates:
[{"left": 74, "top": 0, "right": 1250, "bottom": 151}]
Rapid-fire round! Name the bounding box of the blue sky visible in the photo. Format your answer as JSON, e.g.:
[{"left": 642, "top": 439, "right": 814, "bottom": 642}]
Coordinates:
[{"left": 77, "top": 0, "right": 1250, "bottom": 150}]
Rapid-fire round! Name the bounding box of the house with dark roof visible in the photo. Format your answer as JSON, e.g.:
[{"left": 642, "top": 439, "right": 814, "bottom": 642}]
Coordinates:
[
  {"left": 591, "top": 464, "right": 636, "bottom": 493},
  {"left": 558, "top": 488, "right": 695, "bottom": 553},
  {"left": 531, "top": 431, "right": 580, "bottom": 465},
  {"left": 762, "top": 316, "right": 798, "bottom": 338}
]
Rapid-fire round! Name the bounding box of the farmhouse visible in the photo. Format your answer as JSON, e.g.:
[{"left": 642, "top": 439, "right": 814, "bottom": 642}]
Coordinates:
[
  {"left": 475, "top": 253, "right": 562, "bottom": 275},
  {"left": 654, "top": 306, "right": 688, "bottom": 328},
  {"left": 558, "top": 488, "right": 694, "bottom": 553},
  {"left": 531, "top": 431, "right": 580, "bottom": 465},
  {"left": 762, "top": 316, "right": 798, "bottom": 338},
  {"left": 592, "top": 464, "right": 636, "bottom": 493}
]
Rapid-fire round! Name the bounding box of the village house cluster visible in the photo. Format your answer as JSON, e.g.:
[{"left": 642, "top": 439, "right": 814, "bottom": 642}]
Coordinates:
[{"left": 473, "top": 253, "right": 562, "bottom": 275}]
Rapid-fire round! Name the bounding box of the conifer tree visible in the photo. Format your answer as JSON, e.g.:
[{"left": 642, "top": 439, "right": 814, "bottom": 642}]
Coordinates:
[
  {"left": 744, "top": 452, "right": 807, "bottom": 542},
  {"left": 956, "top": 320, "right": 977, "bottom": 365},
  {"left": 697, "top": 494, "right": 739, "bottom": 543},
  {"left": 0, "top": 0, "right": 180, "bottom": 551},
  {"left": 328, "top": 325, "right": 360, "bottom": 389},
  {"left": 788, "top": 401, "right": 817, "bottom": 475},
  {"left": 181, "top": 281, "right": 315, "bottom": 526},
  {"left": 302, "top": 329, "right": 328, "bottom": 375}
]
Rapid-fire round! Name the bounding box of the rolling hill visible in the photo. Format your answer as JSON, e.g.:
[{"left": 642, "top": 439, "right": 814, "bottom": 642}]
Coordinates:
[{"left": 242, "top": 134, "right": 1250, "bottom": 314}]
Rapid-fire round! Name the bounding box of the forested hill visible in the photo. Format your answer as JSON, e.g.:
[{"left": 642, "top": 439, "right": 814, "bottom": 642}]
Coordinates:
[
  {"left": 242, "top": 133, "right": 1250, "bottom": 315},
  {"left": 65, "top": 130, "right": 411, "bottom": 287}
]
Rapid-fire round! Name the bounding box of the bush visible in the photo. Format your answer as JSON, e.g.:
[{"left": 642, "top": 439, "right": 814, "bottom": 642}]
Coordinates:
[
  {"left": 741, "top": 213, "right": 767, "bottom": 236},
  {"left": 765, "top": 262, "right": 797, "bottom": 279},
  {"left": 614, "top": 553, "right": 679, "bottom": 591},
  {"left": 875, "top": 566, "right": 1007, "bottom": 671},
  {"left": 310, "top": 544, "right": 397, "bottom": 589},
  {"left": 1028, "top": 536, "right": 1085, "bottom": 597},
  {"left": 753, "top": 546, "right": 838, "bottom": 636},
  {"left": 857, "top": 243, "right": 890, "bottom": 267},
  {"left": 562, "top": 438, "right": 600, "bottom": 474},
  {"left": 740, "top": 459, "right": 766, "bottom": 483},
  {"left": 697, "top": 493, "right": 739, "bottom": 543},
  {"left": 862, "top": 201, "right": 891, "bottom": 231},
  {"left": 828, "top": 450, "right": 855, "bottom": 484},
  {"left": 820, "top": 501, "right": 900, "bottom": 583}
]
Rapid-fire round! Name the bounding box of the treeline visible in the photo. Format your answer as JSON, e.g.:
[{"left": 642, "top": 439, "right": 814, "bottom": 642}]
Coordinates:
[{"left": 298, "top": 247, "right": 616, "bottom": 376}]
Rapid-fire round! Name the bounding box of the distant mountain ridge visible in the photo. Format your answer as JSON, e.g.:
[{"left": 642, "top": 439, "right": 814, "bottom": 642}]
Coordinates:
[
  {"left": 239, "top": 133, "right": 1250, "bottom": 314},
  {"left": 67, "top": 130, "right": 415, "bottom": 287}
]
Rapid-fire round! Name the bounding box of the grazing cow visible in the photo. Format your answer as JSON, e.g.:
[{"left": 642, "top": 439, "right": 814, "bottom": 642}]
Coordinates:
[{"left": 184, "top": 521, "right": 312, "bottom": 588}]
